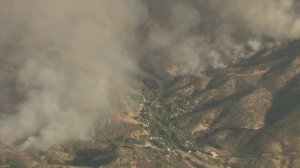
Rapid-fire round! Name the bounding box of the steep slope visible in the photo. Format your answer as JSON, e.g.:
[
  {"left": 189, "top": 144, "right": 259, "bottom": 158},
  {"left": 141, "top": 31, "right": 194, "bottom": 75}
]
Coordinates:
[
  {"left": 161, "top": 40, "right": 300, "bottom": 167},
  {"left": 0, "top": 40, "right": 299, "bottom": 168}
]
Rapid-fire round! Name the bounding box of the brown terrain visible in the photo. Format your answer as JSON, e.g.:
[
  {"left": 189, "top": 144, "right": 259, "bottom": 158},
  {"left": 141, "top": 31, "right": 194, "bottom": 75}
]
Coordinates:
[{"left": 0, "top": 39, "right": 300, "bottom": 167}]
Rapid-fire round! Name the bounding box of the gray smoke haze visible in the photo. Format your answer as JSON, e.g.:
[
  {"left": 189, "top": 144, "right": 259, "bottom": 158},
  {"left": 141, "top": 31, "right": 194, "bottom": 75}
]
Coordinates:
[
  {"left": 0, "top": 0, "right": 300, "bottom": 150},
  {"left": 0, "top": 0, "right": 147, "bottom": 150},
  {"left": 141, "top": 0, "right": 300, "bottom": 75}
]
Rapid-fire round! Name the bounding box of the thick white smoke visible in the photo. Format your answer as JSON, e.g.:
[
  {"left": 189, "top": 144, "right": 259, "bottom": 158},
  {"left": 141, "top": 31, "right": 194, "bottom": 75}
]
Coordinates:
[
  {"left": 0, "top": 0, "right": 300, "bottom": 150},
  {"left": 142, "top": 0, "right": 300, "bottom": 75},
  {"left": 0, "top": 0, "right": 147, "bottom": 150},
  {"left": 209, "top": 0, "right": 300, "bottom": 39}
]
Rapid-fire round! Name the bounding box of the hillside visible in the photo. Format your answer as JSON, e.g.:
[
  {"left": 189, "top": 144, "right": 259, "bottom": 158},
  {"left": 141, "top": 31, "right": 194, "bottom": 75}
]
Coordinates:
[
  {"left": 0, "top": 39, "right": 299, "bottom": 168},
  {"left": 1, "top": 1, "right": 300, "bottom": 168}
]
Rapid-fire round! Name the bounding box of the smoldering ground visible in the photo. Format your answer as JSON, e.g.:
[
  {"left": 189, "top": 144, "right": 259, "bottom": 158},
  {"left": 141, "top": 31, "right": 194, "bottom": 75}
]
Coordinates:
[{"left": 0, "top": 0, "right": 300, "bottom": 150}]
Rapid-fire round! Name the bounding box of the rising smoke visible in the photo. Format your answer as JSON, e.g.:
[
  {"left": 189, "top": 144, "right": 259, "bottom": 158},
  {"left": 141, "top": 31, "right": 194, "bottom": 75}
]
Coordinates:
[
  {"left": 0, "top": 0, "right": 147, "bottom": 150},
  {"left": 141, "top": 0, "right": 300, "bottom": 75},
  {"left": 0, "top": 0, "right": 299, "bottom": 150}
]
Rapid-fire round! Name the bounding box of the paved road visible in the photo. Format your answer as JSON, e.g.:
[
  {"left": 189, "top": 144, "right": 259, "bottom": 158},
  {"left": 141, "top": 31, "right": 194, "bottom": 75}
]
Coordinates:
[{"left": 175, "top": 150, "right": 222, "bottom": 168}]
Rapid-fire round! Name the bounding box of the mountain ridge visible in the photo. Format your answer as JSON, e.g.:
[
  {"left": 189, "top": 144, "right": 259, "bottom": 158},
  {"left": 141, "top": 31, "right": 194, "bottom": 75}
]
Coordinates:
[{"left": 0, "top": 40, "right": 299, "bottom": 167}]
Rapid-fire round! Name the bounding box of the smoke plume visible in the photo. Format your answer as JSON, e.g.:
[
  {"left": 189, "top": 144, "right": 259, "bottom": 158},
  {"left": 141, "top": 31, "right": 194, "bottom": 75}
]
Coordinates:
[
  {"left": 141, "top": 0, "right": 300, "bottom": 75},
  {"left": 0, "top": 0, "right": 300, "bottom": 150},
  {"left": 0, "top": 0, "right": 147, "bottom": 150}
]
